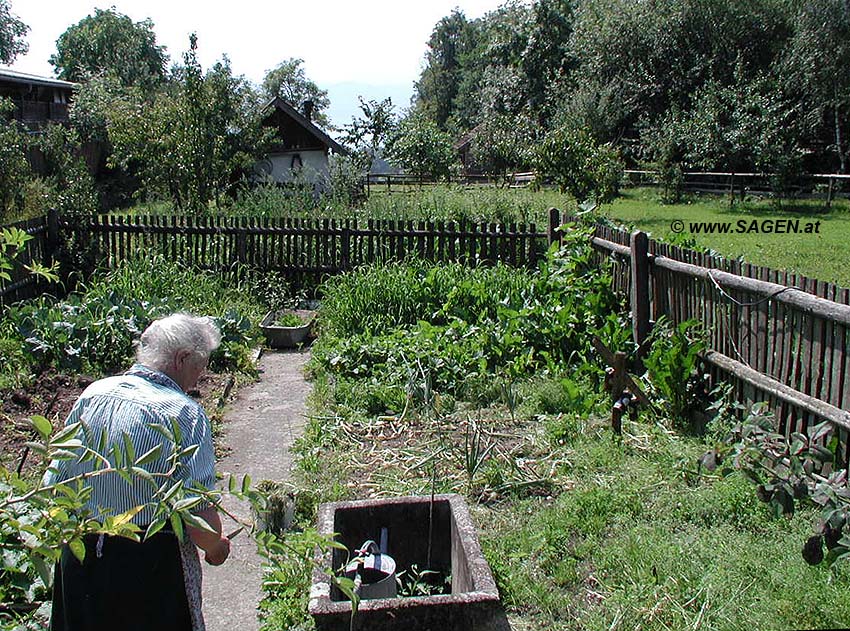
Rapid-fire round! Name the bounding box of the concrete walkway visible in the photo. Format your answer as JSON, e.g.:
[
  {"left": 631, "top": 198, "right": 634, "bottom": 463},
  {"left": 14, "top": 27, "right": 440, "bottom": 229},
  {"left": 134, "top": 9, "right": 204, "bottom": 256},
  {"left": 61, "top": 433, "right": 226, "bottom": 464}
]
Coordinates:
[{"left": 202, "top": 349, "right": 311, "bottom": 631}]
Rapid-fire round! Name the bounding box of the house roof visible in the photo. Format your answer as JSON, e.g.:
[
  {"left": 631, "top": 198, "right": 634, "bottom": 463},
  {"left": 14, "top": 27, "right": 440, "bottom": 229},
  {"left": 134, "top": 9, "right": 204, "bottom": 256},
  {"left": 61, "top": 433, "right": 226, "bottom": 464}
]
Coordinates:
[
  {"left": 454, "top": 123, "right": 483, "bottom": 151},
  {"left": 262, "top": 97, "right": 347, "bottom": 155},
  {"left": 0, "top": 68, "right": 77, "bottom": 90}
]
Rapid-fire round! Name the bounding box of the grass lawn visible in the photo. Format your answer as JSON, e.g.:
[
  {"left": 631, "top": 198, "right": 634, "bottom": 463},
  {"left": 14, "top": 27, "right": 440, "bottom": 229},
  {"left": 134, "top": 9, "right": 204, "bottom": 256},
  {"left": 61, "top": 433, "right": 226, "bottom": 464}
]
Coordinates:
[
  {"left": 123, "top": 184, "right": 572, "bottom": 226},
  {"left": 600, "top": 187, "right": 850, "bottom": 288}
]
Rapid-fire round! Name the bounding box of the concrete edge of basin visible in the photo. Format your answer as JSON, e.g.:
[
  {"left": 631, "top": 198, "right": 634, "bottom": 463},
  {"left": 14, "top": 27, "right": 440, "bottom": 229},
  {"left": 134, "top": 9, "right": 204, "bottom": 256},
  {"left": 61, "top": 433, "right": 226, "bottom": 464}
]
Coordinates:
[{"left": 308, "top": 493, "right": 499, "bottom": 618}]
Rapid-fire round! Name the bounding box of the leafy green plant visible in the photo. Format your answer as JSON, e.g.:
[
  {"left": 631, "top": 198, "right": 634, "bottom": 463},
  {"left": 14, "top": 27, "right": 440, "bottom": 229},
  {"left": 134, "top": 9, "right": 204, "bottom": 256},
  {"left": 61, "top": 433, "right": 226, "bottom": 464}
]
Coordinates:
[
  {"left": 0, "top": 226, "right": 59, "bottom": 292},
  {"left": 455, "top": 417, "right": 495, "bottom": 493},
  {"left": 643, "top": 318, "right": 707, "bottom": 428},
  {"left": 704, "top": 405, "right": 850, "bottom": 568},
  {"left": 274, "top": 313, "right": 305, "bottom": 327},
  {"left": 395, "top": 564, "right": 451, "bottom": 597}
]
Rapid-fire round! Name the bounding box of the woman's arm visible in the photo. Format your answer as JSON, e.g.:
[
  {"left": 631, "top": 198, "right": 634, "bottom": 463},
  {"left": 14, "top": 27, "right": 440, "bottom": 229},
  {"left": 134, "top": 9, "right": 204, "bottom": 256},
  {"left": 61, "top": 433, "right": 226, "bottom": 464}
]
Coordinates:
[{"left": 187, "top": 506, "right": 231, "bottom": 566}]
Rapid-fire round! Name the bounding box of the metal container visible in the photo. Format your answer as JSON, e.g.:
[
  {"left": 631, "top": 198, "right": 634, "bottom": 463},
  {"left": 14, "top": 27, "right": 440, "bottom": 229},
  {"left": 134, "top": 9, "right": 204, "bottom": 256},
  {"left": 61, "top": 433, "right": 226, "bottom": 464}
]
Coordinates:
[
  {"left": 260, "top": 310, "right": 314, "bottom": 348},
  {"left": 344, "top": 540, "right": 397, "bottom": 600}
]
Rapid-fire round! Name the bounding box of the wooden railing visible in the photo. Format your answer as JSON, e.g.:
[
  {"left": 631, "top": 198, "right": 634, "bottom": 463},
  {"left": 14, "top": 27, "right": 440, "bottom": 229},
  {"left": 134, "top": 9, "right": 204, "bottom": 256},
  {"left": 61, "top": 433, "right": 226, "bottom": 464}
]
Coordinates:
[
  {"left": 554, "top": 208, "right": 850, "bottom": 465},
  {"left": 624, "top": 169, "right": 850, "bottom": 203}
]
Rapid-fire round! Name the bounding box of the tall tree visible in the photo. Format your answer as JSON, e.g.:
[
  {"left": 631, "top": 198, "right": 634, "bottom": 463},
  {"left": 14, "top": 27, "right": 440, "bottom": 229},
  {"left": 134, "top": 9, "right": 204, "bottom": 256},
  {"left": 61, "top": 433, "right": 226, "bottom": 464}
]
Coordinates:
[
  {"left": 521, "top": 0, "right": 576, "bottom": 120},
  {"left": 0, "top": 0, "right": 28, "bottom": 64},
  {"left": 50, "top": 8, "right": 167, "bottom": 89},
  {"left": 260, "top": 58, "right": 331, "bottom": 128},
  {"left": 784, "top": 0, "right": 850, "bottom": 172},
  {"left": 568, "top": 0, "right": 790, "bottom": 137},
  {"left": 415, "top": 9, "right": 476, "bottom": 130}
]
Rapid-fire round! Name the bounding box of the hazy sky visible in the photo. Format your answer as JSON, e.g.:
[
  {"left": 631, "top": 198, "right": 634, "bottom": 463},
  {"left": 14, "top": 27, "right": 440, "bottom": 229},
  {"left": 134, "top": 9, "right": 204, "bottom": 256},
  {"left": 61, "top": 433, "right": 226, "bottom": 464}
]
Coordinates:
[{"left": 6, "top": 0, "right": 513, "bottom": 129}]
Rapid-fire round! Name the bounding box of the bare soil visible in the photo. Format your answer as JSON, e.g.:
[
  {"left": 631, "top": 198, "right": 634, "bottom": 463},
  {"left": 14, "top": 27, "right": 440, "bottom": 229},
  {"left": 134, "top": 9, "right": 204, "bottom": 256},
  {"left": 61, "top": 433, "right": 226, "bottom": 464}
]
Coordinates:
[{"left": 0, "top": 370, "right": 234, "bottom": 476}]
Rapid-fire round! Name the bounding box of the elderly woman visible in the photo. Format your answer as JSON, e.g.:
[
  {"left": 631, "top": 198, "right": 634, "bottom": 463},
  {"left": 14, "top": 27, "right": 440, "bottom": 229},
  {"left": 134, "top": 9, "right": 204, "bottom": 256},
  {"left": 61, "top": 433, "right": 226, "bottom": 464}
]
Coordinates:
[{"left": 46, "top": 313, "right": 231, "bottom": 631}]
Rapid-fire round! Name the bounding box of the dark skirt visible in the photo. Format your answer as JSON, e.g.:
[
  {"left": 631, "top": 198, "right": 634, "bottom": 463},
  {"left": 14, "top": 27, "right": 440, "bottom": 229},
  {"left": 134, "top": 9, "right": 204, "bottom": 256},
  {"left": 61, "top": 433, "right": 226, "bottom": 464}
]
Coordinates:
[{"left": 50, "top": 531, "right": 192, "bottom": 631}]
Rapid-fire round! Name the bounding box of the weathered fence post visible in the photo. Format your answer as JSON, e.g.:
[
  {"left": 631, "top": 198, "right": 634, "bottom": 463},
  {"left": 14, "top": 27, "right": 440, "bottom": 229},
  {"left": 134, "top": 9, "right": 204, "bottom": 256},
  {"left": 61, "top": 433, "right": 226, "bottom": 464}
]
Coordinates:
[
  {"left": 630, "top": 231, "right": 651, "bottom": 358},
  {"left": 827, "top": 177, "right": 835, "bottom": 208},
  {"left": 46, "top": 208, "right": 60, "bottom": 258},
  {"left": 341, "top": 221, "right": 351, "bottom": 271},
  {"left": 236, "top": 217, "right": 247, "bottom": 264},
  {"left": 611, "top": 351, "right": 627, "bottom": 435},
  {"left": 547, "top": 207, "right": 561, "bottom": 247}
]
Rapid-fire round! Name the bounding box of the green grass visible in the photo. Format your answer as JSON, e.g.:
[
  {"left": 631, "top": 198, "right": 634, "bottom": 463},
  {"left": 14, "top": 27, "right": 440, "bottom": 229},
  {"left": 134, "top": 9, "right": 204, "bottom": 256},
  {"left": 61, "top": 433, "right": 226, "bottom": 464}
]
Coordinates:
[
  {"left": 482, "top": 418, "right": 850, "bottom": 630},
  {"left": 118, "top": 183, "right": 573, "bottom": 226},
  {"left": 601, "top": 187, "right": 850, "bottom": 287},
  {"left": 358, "top": 185, "right": 571, "bottom": 224}
]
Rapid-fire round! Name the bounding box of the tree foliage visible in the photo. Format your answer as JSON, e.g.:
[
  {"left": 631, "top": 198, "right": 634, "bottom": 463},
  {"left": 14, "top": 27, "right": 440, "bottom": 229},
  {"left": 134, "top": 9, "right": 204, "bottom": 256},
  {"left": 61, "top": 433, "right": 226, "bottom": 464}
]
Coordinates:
[
  {"left": 0, "top": 100, "right": 30, "bottom": 218},
  {"left": 108, "top": 35, "right": 269, "bottom": 212},
  {"left": 340, "top": 96, "right": 397, "bottom": 173},
  {"left": 470, "top": 112, "right": 536, "bottom": 182},
  {"left": 0, "top": 0, "right": 27, "bottom": 64},
  {"left": 50, "top": 8, "right": 167, "bottom": 89},
  {"left": 415, "top": 9, "right": 477, "bottom": 131},
  {"left": 535, "top": 125, "right": 623, "bottom": 203},
  {"left": 261, "top": 58, "right": 331, "bottom": 128},
  {"left": 414, "top": 0, "right": 850, "bottom": 177},
  {"left": 387, "top": 112, "right": 456, "bottom": 180}
]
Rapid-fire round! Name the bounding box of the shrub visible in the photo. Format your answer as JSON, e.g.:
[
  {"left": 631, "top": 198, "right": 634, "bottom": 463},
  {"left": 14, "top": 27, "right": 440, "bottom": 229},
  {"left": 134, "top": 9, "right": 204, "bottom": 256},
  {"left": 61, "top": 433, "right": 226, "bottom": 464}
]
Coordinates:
[
  {"left": 535, "top": 125, "right": 624, "bottom": 204},
  {"left": 643, "top": 318, "right": 708, "bottom": 428}
]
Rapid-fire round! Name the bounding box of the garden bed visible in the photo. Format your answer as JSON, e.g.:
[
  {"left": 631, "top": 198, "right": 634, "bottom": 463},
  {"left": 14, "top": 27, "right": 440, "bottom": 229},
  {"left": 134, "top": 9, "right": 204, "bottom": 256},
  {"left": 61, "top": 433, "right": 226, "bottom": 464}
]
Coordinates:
[{"left": 0, "top": 369, "right": 238, "bottom": 475}]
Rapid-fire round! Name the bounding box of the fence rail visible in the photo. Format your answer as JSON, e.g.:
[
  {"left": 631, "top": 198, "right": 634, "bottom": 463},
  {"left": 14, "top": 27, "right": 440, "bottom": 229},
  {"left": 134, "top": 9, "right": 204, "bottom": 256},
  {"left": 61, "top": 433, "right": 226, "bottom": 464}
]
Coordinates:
[
  {"left": 624, "top": 169, "right": 850, "bottom": 202},
  {"left": 365, "top": 171, "right": 535, "bottom": 193},
  {"left": 558, "top": 210, "right": 850, "bottom": 466},
  {"left": 67, "top": 214, "right": 546, "bottom": 288}
]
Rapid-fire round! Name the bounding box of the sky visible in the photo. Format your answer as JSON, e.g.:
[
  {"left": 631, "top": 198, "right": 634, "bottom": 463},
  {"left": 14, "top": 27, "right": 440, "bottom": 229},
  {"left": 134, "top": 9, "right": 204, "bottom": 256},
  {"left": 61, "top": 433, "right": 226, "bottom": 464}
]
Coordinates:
[{"left": 5, "top": 0, "right": 513, "bottom": 131}]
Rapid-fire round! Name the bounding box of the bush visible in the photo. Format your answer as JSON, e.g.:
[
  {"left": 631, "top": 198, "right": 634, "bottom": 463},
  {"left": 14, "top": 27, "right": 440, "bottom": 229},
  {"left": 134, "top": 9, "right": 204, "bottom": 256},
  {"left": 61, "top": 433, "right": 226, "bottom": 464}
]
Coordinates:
[
  {"left": 535, "top": 125, "right": 624, "bottom": 204},
  {"left": 643, "top": 318, "right": 708, "bottom": 429}
]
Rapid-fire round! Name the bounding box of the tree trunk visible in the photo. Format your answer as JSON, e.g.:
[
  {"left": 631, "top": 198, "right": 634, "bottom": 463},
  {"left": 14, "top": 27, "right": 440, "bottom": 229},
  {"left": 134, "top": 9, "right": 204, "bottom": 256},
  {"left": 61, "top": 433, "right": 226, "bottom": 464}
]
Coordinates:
[{"left": 835, "top": 82, "right": 846, "bottom": 174}]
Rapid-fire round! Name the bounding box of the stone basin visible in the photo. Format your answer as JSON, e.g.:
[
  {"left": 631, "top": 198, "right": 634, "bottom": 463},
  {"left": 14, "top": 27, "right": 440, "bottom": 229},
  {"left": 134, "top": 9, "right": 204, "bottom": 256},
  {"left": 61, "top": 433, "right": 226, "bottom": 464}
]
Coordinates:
[{"left": 308, "top": 494, "right": 503, "bottom": 631}]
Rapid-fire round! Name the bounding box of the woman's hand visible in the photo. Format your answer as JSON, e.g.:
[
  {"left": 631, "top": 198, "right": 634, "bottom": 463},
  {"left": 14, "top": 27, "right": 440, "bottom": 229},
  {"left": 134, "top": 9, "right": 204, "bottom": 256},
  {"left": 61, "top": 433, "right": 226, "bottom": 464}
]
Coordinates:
[{"left": 204, "top": 535, "right": 231, "bottom": 566}]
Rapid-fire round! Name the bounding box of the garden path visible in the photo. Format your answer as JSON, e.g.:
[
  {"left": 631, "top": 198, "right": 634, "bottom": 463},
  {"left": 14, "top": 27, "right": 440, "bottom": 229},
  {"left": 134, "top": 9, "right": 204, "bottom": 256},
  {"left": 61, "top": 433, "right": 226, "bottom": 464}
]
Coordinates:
[{"left": 201, "top": 349, "right": 311, "bottom": 631}]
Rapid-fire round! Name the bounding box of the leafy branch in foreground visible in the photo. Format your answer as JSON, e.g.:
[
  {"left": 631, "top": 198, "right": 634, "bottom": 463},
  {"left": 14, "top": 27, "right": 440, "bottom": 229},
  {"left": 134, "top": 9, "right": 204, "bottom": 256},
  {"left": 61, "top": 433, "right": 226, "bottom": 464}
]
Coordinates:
[
  {"left": 699, "top": 405, "right": 850, "bottom": 567},
  {"left": 1, "top": 415, "right": 348, "bottom": 628},
  {"left": 0, "top": 227, "right": 58, "bottom": 291}
]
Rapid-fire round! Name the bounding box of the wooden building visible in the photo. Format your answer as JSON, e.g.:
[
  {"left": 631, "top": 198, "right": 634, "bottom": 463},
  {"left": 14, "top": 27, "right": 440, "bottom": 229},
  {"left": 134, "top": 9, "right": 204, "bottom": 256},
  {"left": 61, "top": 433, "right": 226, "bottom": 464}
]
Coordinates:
[
  {"left": 256, "top": 97, "right": 347, "bottom": 192},
  {"left": 0, "top": 68, "right": 77, "bottom": 131}
]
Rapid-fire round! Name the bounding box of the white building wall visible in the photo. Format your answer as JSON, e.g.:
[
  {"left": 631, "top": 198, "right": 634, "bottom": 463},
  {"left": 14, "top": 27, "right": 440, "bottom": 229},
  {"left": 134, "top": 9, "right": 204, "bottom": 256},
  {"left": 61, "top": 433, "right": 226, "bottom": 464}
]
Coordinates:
[{"left": 265, "top": 150, "right": 330, "bottom": 192}]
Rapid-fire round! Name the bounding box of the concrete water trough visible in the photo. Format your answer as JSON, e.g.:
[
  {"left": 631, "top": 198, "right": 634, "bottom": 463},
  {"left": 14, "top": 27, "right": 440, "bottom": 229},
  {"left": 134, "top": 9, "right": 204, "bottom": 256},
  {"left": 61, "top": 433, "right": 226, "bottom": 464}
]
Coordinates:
[{"left": 308, "top": 494, "right": 503, "bottom": 631}]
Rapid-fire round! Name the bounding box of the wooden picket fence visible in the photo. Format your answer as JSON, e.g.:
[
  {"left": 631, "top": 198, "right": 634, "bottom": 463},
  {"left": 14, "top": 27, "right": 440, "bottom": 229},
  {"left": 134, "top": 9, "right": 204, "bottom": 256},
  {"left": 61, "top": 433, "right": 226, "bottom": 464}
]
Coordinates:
[
  {"left": 554, "top": 209, "right": 850, "bottom": 465},
  {"left": 63, "top": 214, "right": 547, "bottom": 288},
  {"left": 0, "top": 214, "right": 58, "bottom": 305}
]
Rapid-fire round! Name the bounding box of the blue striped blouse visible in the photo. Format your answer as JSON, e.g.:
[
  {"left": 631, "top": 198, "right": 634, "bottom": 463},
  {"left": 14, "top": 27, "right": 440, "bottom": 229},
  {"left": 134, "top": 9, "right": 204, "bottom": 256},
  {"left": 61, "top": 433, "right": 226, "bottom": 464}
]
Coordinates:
[{"left": 43, "top": 364, "right": 216, "bottom": 526}]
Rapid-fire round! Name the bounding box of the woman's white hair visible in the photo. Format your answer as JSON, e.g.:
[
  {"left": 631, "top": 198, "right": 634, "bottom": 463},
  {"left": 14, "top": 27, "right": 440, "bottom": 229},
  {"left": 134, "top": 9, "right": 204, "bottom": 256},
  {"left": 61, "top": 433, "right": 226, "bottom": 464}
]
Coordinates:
[{"left": 136, "top": 313, "right": 221, "bottom": 372}]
